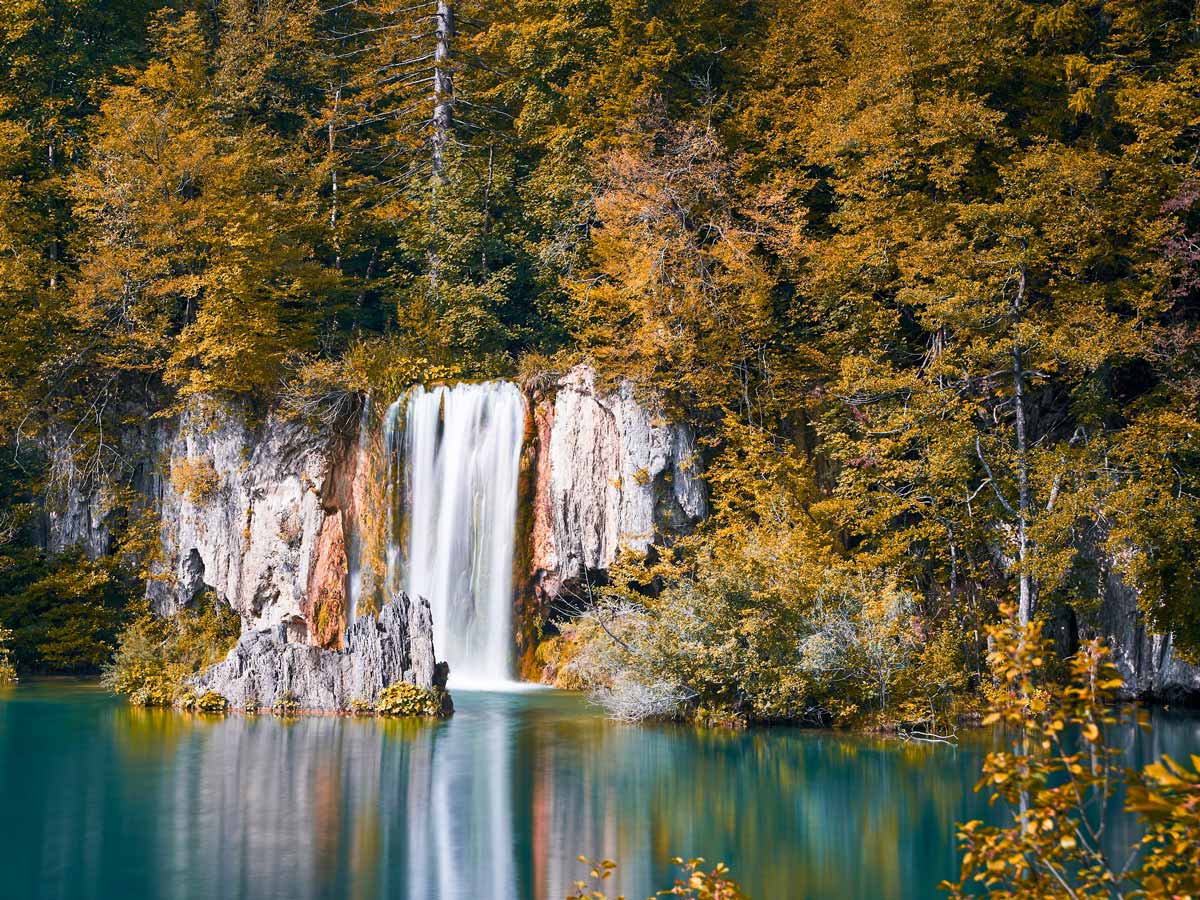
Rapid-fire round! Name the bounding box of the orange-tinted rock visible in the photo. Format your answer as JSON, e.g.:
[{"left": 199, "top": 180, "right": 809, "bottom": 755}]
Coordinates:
[
  {"left": 305, "top": 512, "right": 348, "bottom": 650},
  {"left": 529, "top": 396, "right": 560, "bottom": 606}
]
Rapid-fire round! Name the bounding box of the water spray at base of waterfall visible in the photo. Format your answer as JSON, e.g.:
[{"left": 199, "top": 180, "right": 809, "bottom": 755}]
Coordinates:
[{"left": 385, "top": 381, "right": 526, "bottom": 689}]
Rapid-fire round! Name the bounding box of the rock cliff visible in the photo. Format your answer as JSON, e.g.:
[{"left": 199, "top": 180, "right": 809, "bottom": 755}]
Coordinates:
[
  {"left": 1079, "top": 569, "right": 1200, "bottom": 701},
  {"left": 191, "top": 593, "right": 447, "bottom": 712},
  {"left": 528, "top": 365, "right": 706, "bottom": 606},
  {"left": 146, "top": 402, "right": 342, "bottom": 643},
  {"left": 37, "top": 372, "right": 1198, "bottom": 703}
]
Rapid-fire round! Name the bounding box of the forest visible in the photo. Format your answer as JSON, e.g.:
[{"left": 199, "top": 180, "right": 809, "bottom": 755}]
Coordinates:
[{"left": 0, "top": 0, "right": 1199, "bottom": 734}]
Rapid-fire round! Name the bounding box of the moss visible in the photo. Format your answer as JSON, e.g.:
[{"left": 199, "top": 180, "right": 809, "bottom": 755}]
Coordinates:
[
  {"left": 533, "top": 626, "right": 592, "bottom": 689},
  {"left": 375, "top": 682, "right": 447, "bottom": 717},
  {"left": 512, "top": 400, "right": 548, "bottom": 681},
  {"left": 196, "top": 691, "right": 229, "bottom": 713}
]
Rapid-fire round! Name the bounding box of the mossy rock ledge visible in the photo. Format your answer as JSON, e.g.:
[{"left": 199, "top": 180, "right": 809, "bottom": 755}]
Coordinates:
[{"left": 189, "top": 593, "right": 451, "bottom": 715}]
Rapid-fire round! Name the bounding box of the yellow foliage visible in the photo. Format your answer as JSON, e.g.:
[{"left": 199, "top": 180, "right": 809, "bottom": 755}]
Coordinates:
[{"left": 170, "top": 456, "right": 220, "bottom": 503}]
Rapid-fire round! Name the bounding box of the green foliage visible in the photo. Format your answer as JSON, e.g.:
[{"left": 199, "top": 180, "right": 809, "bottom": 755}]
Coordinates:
[
  {"left": 348, "top": 698, "right": 374, "bottom": 716},
  {"left": 375, "top": 681, "right": 445, "bottom": 718},
  {"left": 943, "top": 607, "right": 1200, "bottom": 899},
  {"left": 0, "top": 624, "right": 16, "bottom": 685},
  {"left": 169, "top": 456, "right": 219, "bottom": 503},
  {"left": 0, "top": 549, "right": 125, "bottom": 673},
  {"left": 103, "top": 593, "right": 240, "bottom": 707}
]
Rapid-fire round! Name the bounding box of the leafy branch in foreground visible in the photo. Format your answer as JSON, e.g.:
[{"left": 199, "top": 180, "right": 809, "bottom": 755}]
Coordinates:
[
  {"left": 943, "top": 605, "right": 1200, "bottom": 899},
  {"left": 566, "top": 856, "right": 745, "bottom": 900}
]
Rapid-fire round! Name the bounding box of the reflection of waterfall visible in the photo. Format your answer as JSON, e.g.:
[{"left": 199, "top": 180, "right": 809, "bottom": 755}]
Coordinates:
[
  {"left": 10, "top": 685, "right": 1198, "bottom": 900},
  {"left": 384, "top": 382, "right": 525, "bottom": 687}
]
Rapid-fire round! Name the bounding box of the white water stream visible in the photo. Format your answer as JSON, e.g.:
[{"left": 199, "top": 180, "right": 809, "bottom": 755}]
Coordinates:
[{"left": 384, "top": 381, "right": 526, "bottom": 688}]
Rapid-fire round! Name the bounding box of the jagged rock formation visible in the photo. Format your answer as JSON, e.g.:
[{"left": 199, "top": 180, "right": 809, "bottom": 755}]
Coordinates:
[
  {"left": 528, "top": 365, "right": 706, "bottom": 605},
  {"left": 191, "top": 594, "right": 447, "bottom": 712}
]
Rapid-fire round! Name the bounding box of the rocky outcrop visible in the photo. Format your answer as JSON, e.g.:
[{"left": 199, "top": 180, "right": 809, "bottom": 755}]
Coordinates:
[
  {"left": 1078, "top": 568, "right": 1200, "bottom": 702},
  {"left": 529, "top": 365, "right": 706, "bottom": 605},
  {"left": 147, "top": 402, "right": 341, "bottom": 642},
  {"left": 37, "top": 416, "right": 169, "bottom": 558},
  {"left": 191, "top": 594, "right": 447, "bottom": 712}
]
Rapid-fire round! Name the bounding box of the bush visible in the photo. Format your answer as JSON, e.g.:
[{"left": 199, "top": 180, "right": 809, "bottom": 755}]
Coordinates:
[
  {"left": 169, "top": 456, "right": 220, "bottom": 502},
  {"left": 196, "top": 691, "right": 228, "bottom": 713},
  {"left": 590, "top": 670, "right": 689, "bottom": 723},
  {"left": 349, "top": 698, "right": 374, "bottom": 716},
  {"left": 273, "top": 691, "right": 300, "bottom": 715},
  {"left": 0, "top": 548, "right": 125, "bottom": 674},
  {"left": 945, "top": 606, "right": 1200, "bottom": 898},
  {"left": 375, "top": 682, "right": 444, "bottom": 717},
  {"left": 103, "top": 593, "right": 240, "bottom": 706},
  {"left": 568, "top": 857, "right": 745, "bottom": 900},
  {"left": 0, "top": 626, "right": 17, "bottom": 685}
]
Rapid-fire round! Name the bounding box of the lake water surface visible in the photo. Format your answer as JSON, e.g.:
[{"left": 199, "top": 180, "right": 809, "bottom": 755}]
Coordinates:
[{"left": 1, "top": 679, "right": 1196, "bottom": 900}]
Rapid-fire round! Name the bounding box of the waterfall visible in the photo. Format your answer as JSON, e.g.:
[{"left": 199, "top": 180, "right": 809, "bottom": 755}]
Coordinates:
[{"left": 384, "top": 381, "right": 526, "bottom": 687}]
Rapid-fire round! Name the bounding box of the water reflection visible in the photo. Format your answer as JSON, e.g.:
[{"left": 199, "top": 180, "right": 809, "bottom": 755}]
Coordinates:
[{"left": 0, "top": 682, "right": 1197, "bottom": 900}]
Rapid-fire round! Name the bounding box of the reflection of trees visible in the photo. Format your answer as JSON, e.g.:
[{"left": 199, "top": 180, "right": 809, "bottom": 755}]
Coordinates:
[
  {"left": 524, "top": 718, "right": 999, "bottom": 900},
  {"left": 8, "top": 687, "right": 1196, "bottom": 900}
]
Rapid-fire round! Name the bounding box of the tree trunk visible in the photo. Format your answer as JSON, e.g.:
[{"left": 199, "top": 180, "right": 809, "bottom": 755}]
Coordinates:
[
  {"left": 429, "top": 0, "right": 454, "bottom": 295},
  {"left": 329, "top": 86, "right": 341, "bottom": 272},
  {"left": 431, "top": 0, "right": 454, "bottom": 191},
  {"left": 1011, "top": 266, "right": 1033, "bottom": 626}
]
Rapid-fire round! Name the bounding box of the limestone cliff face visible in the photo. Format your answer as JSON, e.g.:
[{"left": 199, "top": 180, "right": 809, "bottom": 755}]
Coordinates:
[
  {"left": 1078, "top": 568, "right": 1200, "bottom": 701},
  {"left": 147, "top": 402, "right": 347, "bottom": 646},
  {"left": 47, "top": 373, "right": 1195, "bottom": 701},
  {"left": 38, "top": 416, "right": 168, "bottom": 558},
  {"left": 528, "top": 365, "right": 707, "bottom": 606}
]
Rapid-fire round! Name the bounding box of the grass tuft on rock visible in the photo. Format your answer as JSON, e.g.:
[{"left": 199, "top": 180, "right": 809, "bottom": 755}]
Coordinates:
[{"left": 375, "top": 682, "right": 446, "bottom": 717}]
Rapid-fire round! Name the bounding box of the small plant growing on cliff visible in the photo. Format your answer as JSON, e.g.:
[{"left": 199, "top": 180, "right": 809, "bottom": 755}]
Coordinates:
[
  {"left": 349, "top": 698, "right": 374, "bottom": 716},
  {"left": 376, "top": 682, "right": 443, "bottom": 717},
  {"left": 196, "top": 691, "right": 229, "bottom": 713},
  {"left": 273, "top": 691, "right": 300, "bottom": 716},
  {"left": 0, "top": 626, "right": 17, "bottom": 685},
  {"left": 170, "top": 456, "right": 220, "bottom": 503}
]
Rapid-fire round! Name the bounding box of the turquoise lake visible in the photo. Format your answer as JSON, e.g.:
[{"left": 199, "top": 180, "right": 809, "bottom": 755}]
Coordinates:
[{"left": 1, "top": 679, "right": 1196, "bottom": 900}]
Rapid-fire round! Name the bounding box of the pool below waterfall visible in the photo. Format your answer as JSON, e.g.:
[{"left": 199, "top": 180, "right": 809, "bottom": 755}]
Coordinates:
[{"left": 1, "top": 679, "right": 1196, "bottom": 900}]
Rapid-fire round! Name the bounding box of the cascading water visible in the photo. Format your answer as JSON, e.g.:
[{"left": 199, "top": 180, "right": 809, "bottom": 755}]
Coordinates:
[{"left": 384, "top": 381, "right": 526, "bottom": 687}]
